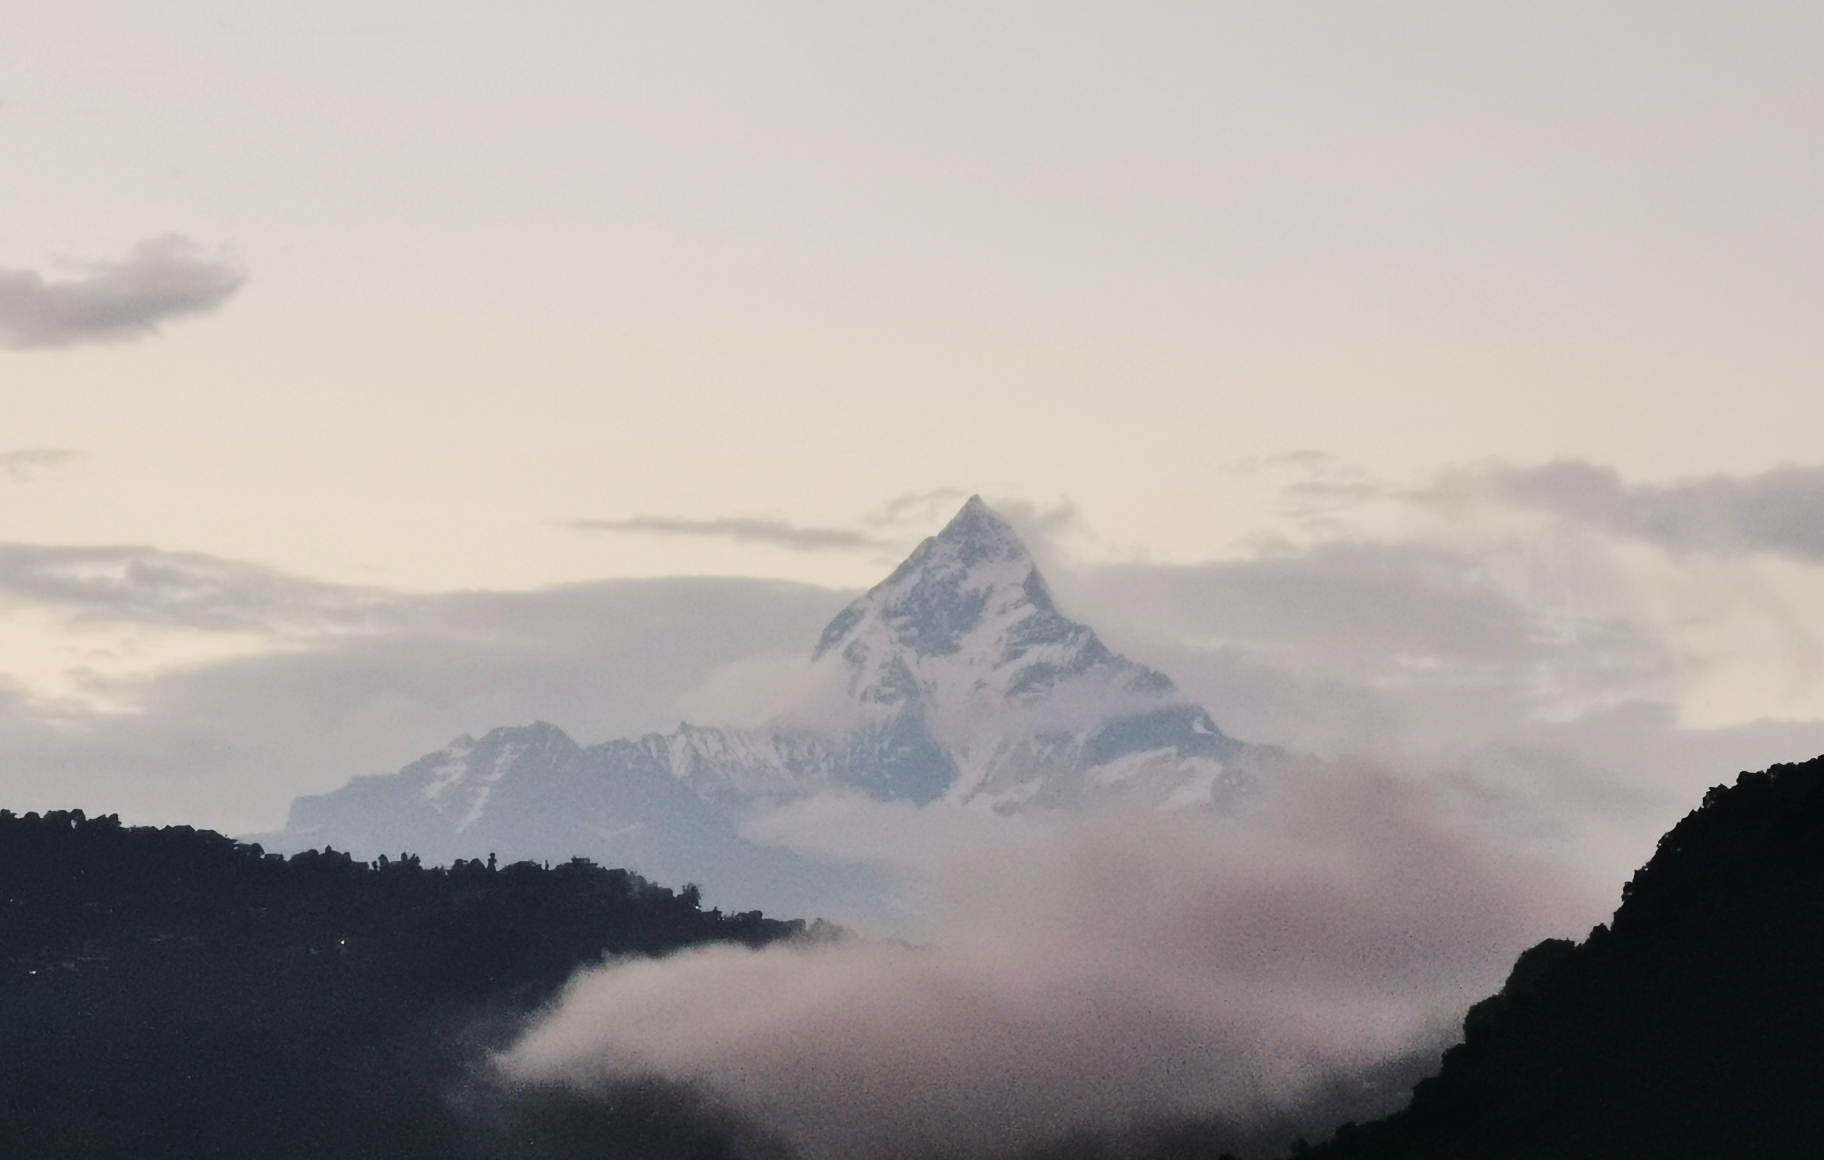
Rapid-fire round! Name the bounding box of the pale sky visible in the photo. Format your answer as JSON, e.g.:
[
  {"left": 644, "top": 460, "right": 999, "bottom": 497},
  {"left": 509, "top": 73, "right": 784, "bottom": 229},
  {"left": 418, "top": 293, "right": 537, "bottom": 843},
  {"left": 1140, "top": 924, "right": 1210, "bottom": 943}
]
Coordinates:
[
  {"left": 7, "top": 2, "right": 1822, "bottom": 581},
  {"left": 3, "top": 2, "right": 1824, "bottom": 853}
]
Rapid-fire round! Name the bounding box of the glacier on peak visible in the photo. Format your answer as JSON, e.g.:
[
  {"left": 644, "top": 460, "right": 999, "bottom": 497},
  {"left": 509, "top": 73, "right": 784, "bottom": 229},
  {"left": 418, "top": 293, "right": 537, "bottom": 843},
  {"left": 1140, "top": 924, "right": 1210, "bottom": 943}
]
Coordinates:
[{"left": 256, "top": 497, "right": 1257, "bottom": 913}]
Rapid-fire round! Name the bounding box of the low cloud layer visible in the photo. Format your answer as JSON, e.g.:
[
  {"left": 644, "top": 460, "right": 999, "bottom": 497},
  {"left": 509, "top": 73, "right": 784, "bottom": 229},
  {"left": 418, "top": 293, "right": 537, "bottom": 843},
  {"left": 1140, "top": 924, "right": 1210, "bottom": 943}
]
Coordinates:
[
  {"left": 500, "top": 763, "right": 1593, "bottom": 1160},
  {"left": 0, "top": 235, "right": 244, "bottom": 348}
]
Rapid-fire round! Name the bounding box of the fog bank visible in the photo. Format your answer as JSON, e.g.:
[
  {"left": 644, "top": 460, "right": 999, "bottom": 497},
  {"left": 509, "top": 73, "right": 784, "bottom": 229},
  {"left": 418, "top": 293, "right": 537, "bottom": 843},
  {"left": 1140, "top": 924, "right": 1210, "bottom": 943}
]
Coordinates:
[{"left": 500, "top": 758, "right": 1594, "bottom": 1159}]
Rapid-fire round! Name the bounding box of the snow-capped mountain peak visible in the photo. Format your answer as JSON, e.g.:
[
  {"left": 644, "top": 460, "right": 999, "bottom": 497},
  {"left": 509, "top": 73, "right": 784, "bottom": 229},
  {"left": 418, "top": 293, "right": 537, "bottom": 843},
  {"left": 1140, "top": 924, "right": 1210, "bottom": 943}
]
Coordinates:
[
  {"left": 813, "top": 495, "right": 1036, "bottom": 663},
  {"left": 799, "top": 496, "right": 1240, "bottom": 807},
  {"left": 813, "top": 497, "right": 1168, "bottom": 703}
]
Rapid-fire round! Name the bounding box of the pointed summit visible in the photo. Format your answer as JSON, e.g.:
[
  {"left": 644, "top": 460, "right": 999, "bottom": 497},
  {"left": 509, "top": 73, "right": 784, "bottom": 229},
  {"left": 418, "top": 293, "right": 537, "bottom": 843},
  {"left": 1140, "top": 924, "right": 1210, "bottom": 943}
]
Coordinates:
[
  {"left": 932, "top": 493, "right": 1024, "bottom": 556},
  {"left": 813, "top": 495, "right": 1044, "bottom": 663},
  {"left": 794, "top": 494, "right": 1239, "bottom": 807}
]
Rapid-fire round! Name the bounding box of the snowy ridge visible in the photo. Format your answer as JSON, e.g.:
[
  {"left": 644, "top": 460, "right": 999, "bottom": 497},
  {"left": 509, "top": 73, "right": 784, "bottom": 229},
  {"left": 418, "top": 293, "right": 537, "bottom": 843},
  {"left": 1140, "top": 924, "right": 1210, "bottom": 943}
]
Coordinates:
[
  {"left": 411, "top": 724, "right": 577, "bottom": 832},
  {"left": 646, "top": 723, "right": 836, "bottom": 805}
]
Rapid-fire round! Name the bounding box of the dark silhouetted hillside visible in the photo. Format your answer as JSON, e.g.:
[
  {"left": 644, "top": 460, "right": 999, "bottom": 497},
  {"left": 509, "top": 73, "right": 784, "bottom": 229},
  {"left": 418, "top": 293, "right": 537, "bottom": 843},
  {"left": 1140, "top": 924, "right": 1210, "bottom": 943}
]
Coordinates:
[
  {"left": 0, "top": 808, "right": 809, "bottom": 1160},
  {"left": 1293, "top": 755, "right": 1824, "bottom": 1160}
]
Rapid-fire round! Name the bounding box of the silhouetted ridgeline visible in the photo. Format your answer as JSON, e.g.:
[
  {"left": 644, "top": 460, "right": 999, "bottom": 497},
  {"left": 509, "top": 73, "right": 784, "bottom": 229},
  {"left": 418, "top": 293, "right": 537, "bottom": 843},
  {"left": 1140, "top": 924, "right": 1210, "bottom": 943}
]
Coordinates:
[
  {"left": 1292, "top": 755, "right": 1824, "bottom": 1160},
  {"left": 0, "top": 809, "right": 811, "bottom": 1160}
]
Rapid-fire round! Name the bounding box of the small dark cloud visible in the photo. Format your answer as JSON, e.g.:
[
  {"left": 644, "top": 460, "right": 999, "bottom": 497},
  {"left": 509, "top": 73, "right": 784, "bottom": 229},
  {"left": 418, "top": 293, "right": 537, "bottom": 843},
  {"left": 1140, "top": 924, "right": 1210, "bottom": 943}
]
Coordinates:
[
  {"left": 569, "top": 515, "right": 889, "bottom": 553},
  {"left": 570, "top": 493, "right": 1028, "bottom": 555},
  {"left": 861, "top": 488, "right": 969, "bottom": 528},
  {"left": 0, "top": 235, "right": 245, "bottom": 349},
  {"left": 0, "top": 448, "right": 79, "bottom": 482},
  {"left": 0, "top": 542, "right": 389, "bottom": 633},
  {"left": 1435, "top": 459, "right": 1824, "bottom": 561}
]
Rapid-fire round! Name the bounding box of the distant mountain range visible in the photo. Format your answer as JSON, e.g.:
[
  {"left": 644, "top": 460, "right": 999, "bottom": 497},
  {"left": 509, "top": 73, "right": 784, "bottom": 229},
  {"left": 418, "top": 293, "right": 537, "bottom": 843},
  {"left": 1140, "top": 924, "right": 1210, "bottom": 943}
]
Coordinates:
[{"left": 253, "top": 498, "right": 1265, "bottom": 914}]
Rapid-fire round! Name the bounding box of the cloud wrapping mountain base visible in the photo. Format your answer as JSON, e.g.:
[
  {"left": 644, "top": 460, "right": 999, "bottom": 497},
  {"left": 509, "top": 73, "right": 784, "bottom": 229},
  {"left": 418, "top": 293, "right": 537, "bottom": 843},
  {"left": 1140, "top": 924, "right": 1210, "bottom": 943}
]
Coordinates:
[{"left": 498, "top": 759, "right": 1591, "bottom": 1160}]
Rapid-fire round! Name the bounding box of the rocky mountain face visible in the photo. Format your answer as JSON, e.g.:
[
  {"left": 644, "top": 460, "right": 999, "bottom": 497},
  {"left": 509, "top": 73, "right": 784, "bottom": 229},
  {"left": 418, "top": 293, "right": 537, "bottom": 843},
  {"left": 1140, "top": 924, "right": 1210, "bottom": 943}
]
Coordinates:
[{"left": 256, "top": 498, "right": 1258, "bottom": 914}]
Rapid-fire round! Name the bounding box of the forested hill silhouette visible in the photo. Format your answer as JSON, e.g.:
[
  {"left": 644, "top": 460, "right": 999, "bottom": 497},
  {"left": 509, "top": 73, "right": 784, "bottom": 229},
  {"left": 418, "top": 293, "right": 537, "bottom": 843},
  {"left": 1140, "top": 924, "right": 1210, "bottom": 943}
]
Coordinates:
[
  {"left": 0, "top": 808, "right": 812, "bottom": 1160},
  {"left": 1290, "top": 755, "right": 1824, "bottom": 1160}
]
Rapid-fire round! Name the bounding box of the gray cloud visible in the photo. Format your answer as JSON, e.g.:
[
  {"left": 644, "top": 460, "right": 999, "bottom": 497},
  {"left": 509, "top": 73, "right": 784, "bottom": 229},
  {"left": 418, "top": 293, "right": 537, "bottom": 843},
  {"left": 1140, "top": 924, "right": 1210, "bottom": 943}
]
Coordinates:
[
  {"left": 0, "top": 449, "right": 79, "bottom": 482},
  {"left": 569, "top": 492, "right": 1064, "bottom": 559},
  {"left": 0, "top": 573, "right": 851, "bottom": 833},
  {"left": 860, "top": 488, "right": 970, "bottom": 528},
  {"left": 1437, "top": 459, "right": 1824, "bottom": 560},
  {"left": 569, "top": 515, "right": 891, "bottom": 553},
  {"left": 1087, "top": 542, "right": 1540, "bottom": 665},
  {"left": 1066, "top": 536, "right": 1679, "bottom": 745},
  {"left": 0, "top": 235, "right": 245, "bottom": 349},
  {"left": 1011, "top": 467, "right": 1824, "bottom": 894},
  {"left": 0, "top": 542, "right": 391, "bottom": 634}
]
